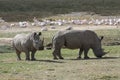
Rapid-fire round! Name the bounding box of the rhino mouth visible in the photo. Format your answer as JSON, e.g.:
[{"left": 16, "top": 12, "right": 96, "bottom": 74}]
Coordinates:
[
  {"left": 39, "top": 46, "right": 44, "bottom": 50},
  {"left": 93, "top": 48, "right": 108, "bottom": 58},
  {"left": 96, "top": 51, "right": 108, "bottom": 58},
  {"left": 95, "top": 54, "right": 103, "bottom": 58}
]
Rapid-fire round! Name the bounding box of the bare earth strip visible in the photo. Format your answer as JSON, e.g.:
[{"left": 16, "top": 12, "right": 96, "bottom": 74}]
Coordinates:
[{"left": 0, "top": 38, "right": 12, "bottom": 45}]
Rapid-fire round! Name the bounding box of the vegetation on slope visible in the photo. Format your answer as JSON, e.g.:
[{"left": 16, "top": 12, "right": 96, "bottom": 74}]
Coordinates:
[{"left": 0, "top": 0, "right": 120, "bottom": 21}]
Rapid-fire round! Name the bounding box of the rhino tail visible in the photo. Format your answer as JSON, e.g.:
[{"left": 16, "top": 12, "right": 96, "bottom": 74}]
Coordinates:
[
  {"left": 11, "top": 40, "right": 15, "bottom": 49},
  {"left": 45, "top": 36, "right": 54, "bottom": 50}
]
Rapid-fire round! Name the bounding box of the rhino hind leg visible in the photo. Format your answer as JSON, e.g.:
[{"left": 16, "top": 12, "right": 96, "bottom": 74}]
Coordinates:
[
  {"left": 58, "top": 53, "right": 64, "bottom": 59},
  {"left": 77, "top": 48, "right": 83, "bottom": 59},
  {"left": 15, "top": 49, "right": 21, "bottom": 60},
  {"left": 52, "top": 50, "right": 58, "bottom": 59},
  {"left": 52, "top": 48, "right": 64, "bottom": 60}
]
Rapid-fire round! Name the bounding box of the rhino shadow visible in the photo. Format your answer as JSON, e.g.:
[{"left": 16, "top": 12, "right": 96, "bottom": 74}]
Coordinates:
[
  {"left": 67, "top": 57, "right": 120, "bottom": 60},
  {"left": 33, "top": 59, "right": 65, "bottom": 63}
]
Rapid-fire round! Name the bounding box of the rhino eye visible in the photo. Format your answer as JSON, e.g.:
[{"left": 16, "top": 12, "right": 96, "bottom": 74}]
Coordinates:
[
  {"left": 34, "top": 37, "right": 39, "bottom": 40},
  {"left": 35, "top": 41, "right": 39, "bottom": 44}
]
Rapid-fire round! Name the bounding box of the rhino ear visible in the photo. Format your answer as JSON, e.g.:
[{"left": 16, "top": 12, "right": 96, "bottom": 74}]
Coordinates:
[
  {"left": 30, "top": 32, "right": 36, "bottom": 40},
  {"left": 101, "top": 36, "right": 104, "bottom": 40},
  {"left": 38, "top": 32, "right": 42, "bottom": 36},
  {"left": 100, "top": 36, "right": 104, "bottom": 41}
]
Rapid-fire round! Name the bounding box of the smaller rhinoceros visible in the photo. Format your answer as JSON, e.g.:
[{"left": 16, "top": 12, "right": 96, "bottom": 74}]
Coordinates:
[
  {"left": 52, "top": 30, "right": 107, "bottom": 59},
  {"left": 12, "top": 32, "right": 44, "bottom": 61}
]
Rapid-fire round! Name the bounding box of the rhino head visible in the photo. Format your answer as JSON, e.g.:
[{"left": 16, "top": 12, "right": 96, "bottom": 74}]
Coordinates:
[
  {"left": 32, "top": 32, "right": 44, "bottom": 50},
  {"left": 93, "top": 48, "right": 107, "bottom": 58},
  {"left": 93, "top": 36, "right": 108, "bottom": 58}
]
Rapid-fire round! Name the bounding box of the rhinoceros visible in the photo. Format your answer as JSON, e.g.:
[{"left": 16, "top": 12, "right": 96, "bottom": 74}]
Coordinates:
[
  {"left": 12, "top": 32, "right": 44, "bottom": 60},
  {"left": 52, "top": 30, "right": 107, "bottom": 59}
]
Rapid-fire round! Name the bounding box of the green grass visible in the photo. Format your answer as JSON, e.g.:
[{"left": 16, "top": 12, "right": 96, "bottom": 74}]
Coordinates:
[
  {"left": 0, "top": 31, "right": 30, "bottom": 38},
  {"left": 0, "top": 46, "right": 120, "bottom": 80},
  {"left": 95, "top": 29, "right": 120, "bottom": 46},
  {"left": 0, "top": 30, "right": 56, "bottom": 38},
  {"left": 0, "top": 0, "right": 120, "bottom": 21},
  {"left": 0, "top": 29, "right": 120, "bottom": 80},
  {"left": 0, "top": 45, "right": 13, "bottom": 53}
]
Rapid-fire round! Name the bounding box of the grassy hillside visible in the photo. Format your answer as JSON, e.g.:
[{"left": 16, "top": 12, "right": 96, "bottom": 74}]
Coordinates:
[{"left": 0, "top": 0, "right": 120, "bottom": 21}]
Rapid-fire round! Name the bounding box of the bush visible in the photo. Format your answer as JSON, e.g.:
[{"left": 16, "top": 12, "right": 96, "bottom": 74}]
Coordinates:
[{"left": 0, "top": 0, "right": 120, "bottom": 21}]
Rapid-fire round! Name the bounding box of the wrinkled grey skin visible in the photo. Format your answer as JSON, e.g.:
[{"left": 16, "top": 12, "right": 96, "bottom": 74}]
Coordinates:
[
  {"left": 52, "top": 30, "right": 107, "bottom": 59},
  {"left": 12, "top": 32, "right": 44, "bottom": 61}
]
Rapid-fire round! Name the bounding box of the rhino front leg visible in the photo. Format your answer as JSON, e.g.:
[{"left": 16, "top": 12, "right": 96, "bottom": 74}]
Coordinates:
[
  {"left": 84, "top": 48, "right": 90, "bottom": 59},
  {"left": 57, "top": 49, "right": 64, "bottom": 59},
  {"left": 31, "top": 50, "right": 36, "bottom": 61},
  {"left": 77, "top": 48, "right": 83, "bottom": 59},
  {"left": 25, "top": 51, "right": 30, "bottom": 60}
]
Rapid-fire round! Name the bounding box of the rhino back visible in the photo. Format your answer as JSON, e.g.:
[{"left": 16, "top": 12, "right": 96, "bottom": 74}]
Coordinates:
[
  {"left": 63, "top": 30, "right": 100, "bottom": 49},
  {"left": 13, "top": 33, "right": 33, "bottom": 52},
  {"left": 52, "top": 31, "right": 65, "bottom": 48}
]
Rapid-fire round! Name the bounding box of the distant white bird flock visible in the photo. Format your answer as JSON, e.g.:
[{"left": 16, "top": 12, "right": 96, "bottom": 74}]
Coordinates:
[{"left": 0, "top": 16, "right": 120, "bottom": 30}]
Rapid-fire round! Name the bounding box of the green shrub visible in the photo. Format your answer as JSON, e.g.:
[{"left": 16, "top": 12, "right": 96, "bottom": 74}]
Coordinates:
[{"left": 0, "top": 0, "right": 120, "bottom": 21}]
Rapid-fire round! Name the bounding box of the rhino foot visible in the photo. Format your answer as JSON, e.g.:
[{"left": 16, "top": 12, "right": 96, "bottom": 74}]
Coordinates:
[
  {"left": 59, "top": 57, "right": 64, "bottom": 59},
  {"left": 97, "top": 56, "right": 102, "bottom": 58},
  {"left": 84, "top": 56, "right": 90, "bottom": 59},
  {"left": 31, "top": 58, "right": 36, "bottom": 61},
  {"left": 26, "top": 58, "right": 30, "bottom": 61},
  {"left": 53, "top": 57, "right": 58, "bottom": 60},
  {"left": 76, "top": 57, "right": 81, "bottom": 60}
]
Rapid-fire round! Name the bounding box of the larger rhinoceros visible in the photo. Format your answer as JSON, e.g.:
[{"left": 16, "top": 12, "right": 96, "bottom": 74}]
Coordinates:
[
  {"left": 52, "top": 30, "right": 107, "bottom": 59},
  {"left": 12, "top": 32, "right": 44, "bottom": 61}
]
